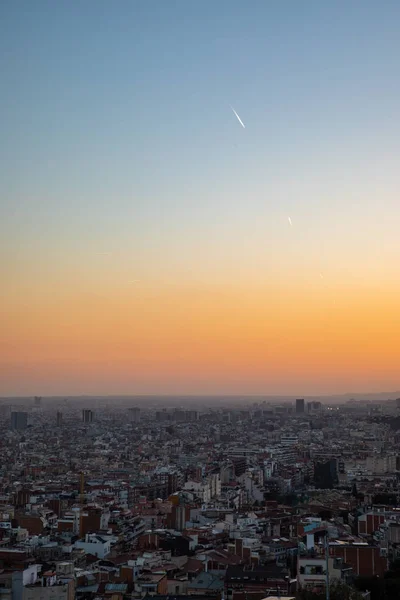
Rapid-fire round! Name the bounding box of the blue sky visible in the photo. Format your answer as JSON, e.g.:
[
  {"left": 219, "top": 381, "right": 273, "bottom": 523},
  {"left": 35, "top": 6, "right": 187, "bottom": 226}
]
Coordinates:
[
  {"left": 1, "top": 0, "right": 400, "bottom": 280},
  {"left": 2, "top": 1, "right": 400, "bottom": 237}
]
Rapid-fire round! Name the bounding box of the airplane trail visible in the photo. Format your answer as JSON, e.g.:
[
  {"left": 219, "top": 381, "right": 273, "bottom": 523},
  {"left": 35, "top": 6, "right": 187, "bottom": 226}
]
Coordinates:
[{"left": 230, "top": 106, "right": 245, "bottom": 128}]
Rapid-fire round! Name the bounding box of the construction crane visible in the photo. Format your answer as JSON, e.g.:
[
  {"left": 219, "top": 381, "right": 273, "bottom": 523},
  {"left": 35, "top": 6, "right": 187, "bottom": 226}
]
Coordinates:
[{"left": 79, "top": 471, "right": 85, "bottom": 538}]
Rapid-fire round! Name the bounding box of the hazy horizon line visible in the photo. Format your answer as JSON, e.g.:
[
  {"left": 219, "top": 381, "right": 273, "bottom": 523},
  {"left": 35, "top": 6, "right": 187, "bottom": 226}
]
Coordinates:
[{"left": 1, "top": 390, "right": 400, "bottom": 400}]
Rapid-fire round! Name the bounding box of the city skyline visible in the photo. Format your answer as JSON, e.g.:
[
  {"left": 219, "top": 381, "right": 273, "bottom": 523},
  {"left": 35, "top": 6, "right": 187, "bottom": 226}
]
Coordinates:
[{"left": 2, "top": 1, "right": 400, "bottom": 395}]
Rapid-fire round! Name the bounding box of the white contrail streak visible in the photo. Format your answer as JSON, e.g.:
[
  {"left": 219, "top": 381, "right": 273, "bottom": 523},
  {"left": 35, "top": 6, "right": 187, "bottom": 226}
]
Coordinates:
[
  {"left": 230, "top": 105, "right": 245, "bottom": 128},
  {"left": 288, "top": 216, "right": 292, "bottom": 226}
]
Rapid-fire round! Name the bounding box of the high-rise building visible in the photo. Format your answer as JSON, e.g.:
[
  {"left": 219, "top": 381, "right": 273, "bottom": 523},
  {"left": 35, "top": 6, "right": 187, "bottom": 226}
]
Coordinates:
[
  {"left": 174, "top": 409, "right": 198, "bottom": 423},
  {"left": 307, "top": 401, "right": 322, "bottom": 413},
  {"left": 57, "top": 411, "right": 63, "bottom": 427},
  {"left": 128, "top": 407, "right": 140, "bottom": 423},
  {"left": 11, "top": 411, "right": 28, "bottom": 431},
  {"left": 34, "top": 396, "right": 42, "bottom": 406},
  {"left": 296, "top": 398, "right": 305, "bottom": 414},
  {"left": 314, "top": 459, "right": 338, "bottom": 489},
  {"left": 156, "top": 410, "right": 170, "bottom": 422},
  {"left": 82, "top": 409, "right": 94, "bottom": 424},
  {"left": 186, "top": 410, "right": 198, "bottom": 422}
]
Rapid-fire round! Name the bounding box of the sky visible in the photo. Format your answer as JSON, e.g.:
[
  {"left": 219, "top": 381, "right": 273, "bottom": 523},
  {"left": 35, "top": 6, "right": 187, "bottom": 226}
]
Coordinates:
[{"left": 1, "top": 1, "right": 400, "bottom": 397}]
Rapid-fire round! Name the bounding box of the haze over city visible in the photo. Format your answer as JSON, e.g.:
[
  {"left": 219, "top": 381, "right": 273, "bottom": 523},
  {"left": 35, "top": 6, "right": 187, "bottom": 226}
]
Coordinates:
[{"left": 2, "top": 1, "right": 400, "bottom": 396}]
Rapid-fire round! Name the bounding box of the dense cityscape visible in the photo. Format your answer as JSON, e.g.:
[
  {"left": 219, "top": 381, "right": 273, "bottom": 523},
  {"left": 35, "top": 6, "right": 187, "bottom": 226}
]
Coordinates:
[{"left": 2, "top": 396, "right": 400, "bottom": 599}]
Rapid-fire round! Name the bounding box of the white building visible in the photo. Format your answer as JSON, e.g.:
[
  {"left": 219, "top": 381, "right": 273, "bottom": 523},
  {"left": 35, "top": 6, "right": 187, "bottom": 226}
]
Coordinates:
[
  {"left": 184, "top": 474, "right": 221, "bottom": 503},
  {"left": 74, "top": 534, "right": 111, "bottom": 559}
]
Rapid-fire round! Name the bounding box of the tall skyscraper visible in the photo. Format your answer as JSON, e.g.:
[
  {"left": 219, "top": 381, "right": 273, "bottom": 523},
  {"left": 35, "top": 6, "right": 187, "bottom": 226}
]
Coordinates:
[
  {"left": 128, "top": 407, "right": 140, "bottom": 423},
  {"left": 11, "top": 411, "right": 28, "bottom": 431},
  {"left": 34, "top": 396, "right": 42, "bottom": 406},
  {"left": 296, "top": 398, "right": 305, "bottom": 414},
  {"left": 57, "top": 411, "right": 63, "bottom": 427},
  {"left": 82, "top": 409, "right": 94, "bottom": 424}
]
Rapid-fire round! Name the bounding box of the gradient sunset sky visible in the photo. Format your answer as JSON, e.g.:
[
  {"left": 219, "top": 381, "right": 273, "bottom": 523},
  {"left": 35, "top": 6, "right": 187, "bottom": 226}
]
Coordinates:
[{"left": 1, "top": 1, "right": 400, "bottom": 396}]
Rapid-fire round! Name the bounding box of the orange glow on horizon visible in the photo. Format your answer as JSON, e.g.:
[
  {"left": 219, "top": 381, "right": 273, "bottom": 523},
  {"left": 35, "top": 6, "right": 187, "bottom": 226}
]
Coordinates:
[{"left": 2, "top": 278, "right": 400, "bottom": 395}]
